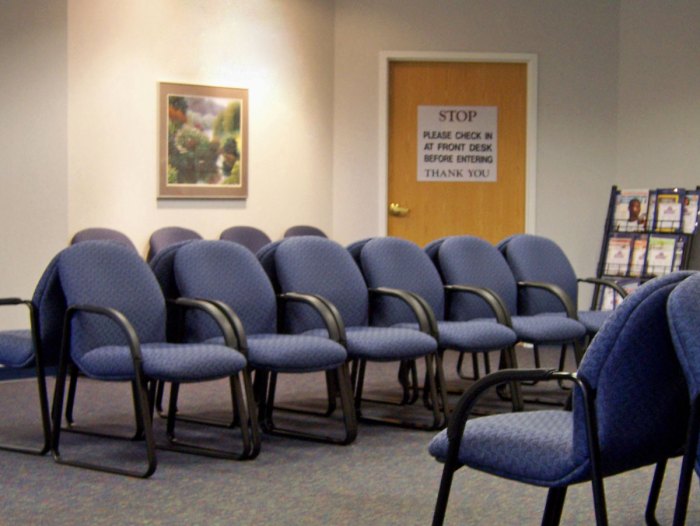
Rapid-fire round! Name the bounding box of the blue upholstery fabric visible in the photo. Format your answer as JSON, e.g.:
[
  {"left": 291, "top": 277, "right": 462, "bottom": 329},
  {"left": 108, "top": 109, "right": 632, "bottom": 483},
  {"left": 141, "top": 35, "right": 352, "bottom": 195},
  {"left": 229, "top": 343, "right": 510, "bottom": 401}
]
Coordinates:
[
  {"left": 502, "top": 234, "right": 579, "bottom": 315},
  {"left": 499, "top": 234, "right": 616, "bottom": 334},
  {"left": 0, "top": 330, "right": 34, "bottom": 368},
  {"left": 207, "top": 333, "right": 347, "bottom": 373},
  {"left": 31, "top": 254, "right": 67, "bottom": 366},
  {"left": 436, "top": 236, "right": 520, "bottom": 318},
  {"left": 283, "top": 225, "right": 327, "bottom": 238},
  {"left": 59, "top": 242, "right": 167, "bottom": 365},
  {"left": 666, "top": 272, "right": 700, "bottom": 474},
  {"left": 147, "top": 226, "right": 202, "bottom": 262},
  {"left": 70, "top": 227, "right": 137, "bottom": 252},
  {"left": 429, "top": 410, "right": 588, "bottom": 487},
  {"left": 274, "top": 237, "right": 370, "bottom": 330},
  {"left": 397, "top": 321, "right": 516, "bottom": 352},
  {"left": 78, "top": 342, "right": 247, "bottom": 382},
  {"left": 360, "top": 237, "right": 446, "bottom": 324},
  {"left": 271, "top": 237, "right": 437, "bottom": 361},
  {"left": 174, "top": 240, "right": 277, "bottom": 339},
  {"left": 434, "top": 235, "right": 586, "bottom": 343},
  {"left": 174, "top": 240, "right": 348, "bottom": 373},
  {"left": 220, "top": 226, "right": 271, "bottom": 254},
  {"left": 306, "top": 326, "right": 437, "bottom": 361},
  {"left": 429, "top": 272, "right": 692, "bottom": 486}
]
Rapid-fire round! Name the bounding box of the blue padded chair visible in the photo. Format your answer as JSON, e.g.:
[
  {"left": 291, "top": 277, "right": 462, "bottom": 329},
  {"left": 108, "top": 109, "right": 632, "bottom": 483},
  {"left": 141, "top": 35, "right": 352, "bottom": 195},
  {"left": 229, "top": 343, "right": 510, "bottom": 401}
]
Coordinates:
[
  {"left": 172, "top": 240, "right": 357, "bottom": 444},
  {"left": 500, "top": 234, "right": 627, "bottom": 341},
  {"left": 147, "top": 226, "right": 202, "bottom": 262},
  {"left": 660, "top": 272, "right": 700, "bottom": 525},
  {"left": 70, "top": 227, "right": 137, "bottom": 252},
  {"left": 283, "top": 225, "right": 327, "bottom": 238},
  {"left": 426, "top": 236, "right": 588, "bottom": 400},
  {"left": 220, "top": 226, "right": 272, "bottom": 254},
  {"left": 262, "top": 236, "right": 446, "bottom": 429},
  {"left": 355, "top": 237, "right": 521, "bottom": 411},
  {"left": 429, "top": 271, "right": 693, "bottom": 525},
  {"left": 0, "top": 255, "right": 65, "bottom": 454},
  {"left": 51, "top": 241, "right": 259, "bottom": 478}
]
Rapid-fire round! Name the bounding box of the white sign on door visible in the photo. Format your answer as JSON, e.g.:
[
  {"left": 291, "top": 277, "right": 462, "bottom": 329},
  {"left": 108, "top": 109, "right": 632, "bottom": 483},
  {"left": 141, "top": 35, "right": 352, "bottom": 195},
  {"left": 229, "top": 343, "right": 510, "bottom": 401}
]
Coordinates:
[{"left": 417, "top": 106, "right": 498, "bottom": 182}]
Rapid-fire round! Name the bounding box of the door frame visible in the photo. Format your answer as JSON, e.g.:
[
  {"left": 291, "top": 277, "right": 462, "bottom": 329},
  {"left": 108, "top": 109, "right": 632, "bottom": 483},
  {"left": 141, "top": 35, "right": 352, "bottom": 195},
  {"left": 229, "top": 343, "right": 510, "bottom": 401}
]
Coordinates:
[{"left": 377, "top": 51, "right": 538, "bottom": 236}]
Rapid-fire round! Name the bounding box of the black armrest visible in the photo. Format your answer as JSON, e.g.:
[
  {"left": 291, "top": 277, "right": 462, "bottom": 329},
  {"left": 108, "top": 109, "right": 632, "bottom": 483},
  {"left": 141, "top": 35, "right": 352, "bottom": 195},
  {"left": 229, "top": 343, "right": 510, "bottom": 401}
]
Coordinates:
[
  {"left": 0, "top": 297, "right": 27, "bottom": 306},
  {"left": 278, "top": 292, "right": 346, "bottom": 345},
  {"left": 443, "top": 285, "right": 512, "bottom": 327},
  {"left": 172, "top": 297, "right": 245, "bottom": 356},
  {"left": 578, "top": 277, "right": 629, "bottom": 299},
  {"left": 517, "top": 281, "right": 579, "bottom": 319},
  {"left": 368, "top": 287, "right": 437, "bottom": 337},
  {"left": 447, "top": 368, "right": 576, "bottom": 442},
  {"left": 64, "top": 304, "right": 143, "bottom": 363}
]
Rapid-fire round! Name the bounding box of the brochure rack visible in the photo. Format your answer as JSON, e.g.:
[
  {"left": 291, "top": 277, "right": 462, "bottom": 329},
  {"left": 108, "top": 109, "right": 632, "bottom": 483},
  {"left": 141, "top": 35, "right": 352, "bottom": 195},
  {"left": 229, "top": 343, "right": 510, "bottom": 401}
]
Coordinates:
[{"left": 593, "top": 185, "right": 700, "bottom": 309}]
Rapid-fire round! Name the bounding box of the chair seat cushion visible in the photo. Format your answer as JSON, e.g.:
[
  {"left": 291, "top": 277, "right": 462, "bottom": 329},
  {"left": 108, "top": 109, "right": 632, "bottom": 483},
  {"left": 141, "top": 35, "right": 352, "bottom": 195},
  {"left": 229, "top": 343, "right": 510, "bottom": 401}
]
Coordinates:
[
  {"left": 436, "top": 320, "right": 516, "bottom": 351},
  {"left": 306, "top": 326, "right": 437, "bottom": 361},
  {"left": 511, "top": 315, "right": 587, "bottom": 343},
  {"left": 77, "top": 342, "right": 247, "bottom": 382},
  {"left": 428, "top": 410, "right": 589, "bottom": 487},
  {"left": 207, "top": 333, "right": 347, "bottom": 373},
  {"left": 0, "top": 329, "right": 34, "bottom": 368},
  {"left": 577, "top": 310, "right": 611, "bottom": 334}
]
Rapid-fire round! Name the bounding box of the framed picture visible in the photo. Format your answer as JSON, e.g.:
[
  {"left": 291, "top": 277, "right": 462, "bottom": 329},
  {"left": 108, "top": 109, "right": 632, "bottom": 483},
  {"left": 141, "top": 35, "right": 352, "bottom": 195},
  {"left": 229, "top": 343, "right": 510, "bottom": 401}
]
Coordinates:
[{"left": 158, "top": 82, "right": 248, "bottom": 199}]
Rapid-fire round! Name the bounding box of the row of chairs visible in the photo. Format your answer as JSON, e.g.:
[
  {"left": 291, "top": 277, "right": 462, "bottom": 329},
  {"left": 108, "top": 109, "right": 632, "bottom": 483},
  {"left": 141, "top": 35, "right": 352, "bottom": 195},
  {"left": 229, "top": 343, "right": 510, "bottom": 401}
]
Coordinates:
[
  {"left": 0, "top": 232, "right": 590, "bottom": 469},
  {"left": 4, "top": 232, "right": 700, "bottom": 522},
  {"left": 72, "top": 224, "right": 327, "bottom": 263}
]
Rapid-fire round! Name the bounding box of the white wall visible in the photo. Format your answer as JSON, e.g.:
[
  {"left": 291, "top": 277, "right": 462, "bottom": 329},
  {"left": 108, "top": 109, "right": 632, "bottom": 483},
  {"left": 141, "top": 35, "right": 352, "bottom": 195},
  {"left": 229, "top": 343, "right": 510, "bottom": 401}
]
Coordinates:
[
  {"left": 68, "top": 0, "right": 336, "bottom": 255},
  {"left": 332, "top": 0, "right": 620, "bottom": 283},
  {"left": 0, "top": 0, "right": 68, "bottom": 329},
  {"left": 617, "top": 0, "right": 700, "bottom": 190}
]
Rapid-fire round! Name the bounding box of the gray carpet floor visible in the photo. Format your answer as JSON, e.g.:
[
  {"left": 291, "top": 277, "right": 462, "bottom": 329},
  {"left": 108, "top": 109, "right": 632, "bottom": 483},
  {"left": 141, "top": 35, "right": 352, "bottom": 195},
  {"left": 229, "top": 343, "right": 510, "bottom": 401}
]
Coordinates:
[{"left": 1, "top": 348, "right": 698, "bottom": 525}]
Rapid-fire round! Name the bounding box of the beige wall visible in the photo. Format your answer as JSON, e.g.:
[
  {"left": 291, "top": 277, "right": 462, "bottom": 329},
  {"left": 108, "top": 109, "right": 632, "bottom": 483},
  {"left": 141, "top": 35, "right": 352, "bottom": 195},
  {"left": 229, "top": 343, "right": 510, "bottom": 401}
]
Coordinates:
[
  {"left": 67, "top": 0, "right": 335, "bottom": 255},
  {"left": 0, "top": 0, "right": 68, "bottom": 328},
  {"left": 617, "top": 0, "right": 700, "bottom": 189}
]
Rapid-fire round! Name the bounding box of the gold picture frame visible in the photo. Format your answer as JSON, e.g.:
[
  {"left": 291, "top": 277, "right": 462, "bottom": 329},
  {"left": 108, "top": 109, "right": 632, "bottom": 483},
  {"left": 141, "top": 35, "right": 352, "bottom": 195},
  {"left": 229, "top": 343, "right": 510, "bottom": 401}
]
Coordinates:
[{"left": 158, "top": 82, "right": 248, "bottom": 199}]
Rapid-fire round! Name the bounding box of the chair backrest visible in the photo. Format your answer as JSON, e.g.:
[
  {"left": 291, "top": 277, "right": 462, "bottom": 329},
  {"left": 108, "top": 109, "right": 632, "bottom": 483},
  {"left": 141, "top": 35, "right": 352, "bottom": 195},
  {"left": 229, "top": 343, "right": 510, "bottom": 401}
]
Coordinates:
[
  {"left": 429, "top": 235, "right": 519, "bottom": 318},
  {"left": 283, "top": 225, "right": 327, "bottom": 238},
  {"left": 572, "top": 271, "right": 692, "bottom": 475},
  {"left": 148, "top": 241, "right": 193, "bottom": 341},
  {"left": 70, "top": 227, "right": 137, "bottom": 252},
  {"left": 28, "top": 253, "right": 67, "bottom": 366},
  {"left": 220, "top": 226, "right": 271, "bottom": 254},
  {"left": 174, "top": 240, "right": 277, "bottom": 339},
  {"left": 666, "top": 272, "right": 700, "bottom": 474},
  {"left": 501, "top": 234, "right": 578, "bottom": 315},
  {"left": 58, "top": 241, "right": 166, "bottom": 361},
  {"left": 267, "top": 237, "right": 369, "bottom": 331},
  {"left": 358, "top": 237, "right": 445, "bottom": 324},
  {"left": 147, "top": 226, "right": 202, "bottom": 262}
]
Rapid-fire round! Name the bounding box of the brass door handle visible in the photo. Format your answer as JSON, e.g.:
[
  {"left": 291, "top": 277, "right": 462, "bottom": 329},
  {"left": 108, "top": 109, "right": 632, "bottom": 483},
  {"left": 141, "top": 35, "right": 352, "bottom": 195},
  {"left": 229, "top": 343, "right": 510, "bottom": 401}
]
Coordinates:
[{"left": 389, "top": 202, "right": 410, "bottom": 217}]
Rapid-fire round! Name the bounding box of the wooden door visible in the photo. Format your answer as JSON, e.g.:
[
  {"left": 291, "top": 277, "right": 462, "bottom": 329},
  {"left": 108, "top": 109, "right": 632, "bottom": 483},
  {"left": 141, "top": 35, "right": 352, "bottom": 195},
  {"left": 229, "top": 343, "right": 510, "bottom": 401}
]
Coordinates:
[{"left": 388, "top": 61, "right": 527, "bottom": 246}]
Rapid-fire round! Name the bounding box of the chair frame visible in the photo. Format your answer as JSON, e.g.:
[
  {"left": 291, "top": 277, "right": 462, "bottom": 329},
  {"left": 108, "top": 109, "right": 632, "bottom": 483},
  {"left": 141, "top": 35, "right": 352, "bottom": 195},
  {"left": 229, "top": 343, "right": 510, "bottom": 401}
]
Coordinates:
[
  {"left": 0, "top": 298, "right": 51, "bottom": 455},
  {"left": 208, "top": 293, "right": 358, "bottom": 445},
  {"left": 51, "top": 297, "right": 259, "bottom": 479}
]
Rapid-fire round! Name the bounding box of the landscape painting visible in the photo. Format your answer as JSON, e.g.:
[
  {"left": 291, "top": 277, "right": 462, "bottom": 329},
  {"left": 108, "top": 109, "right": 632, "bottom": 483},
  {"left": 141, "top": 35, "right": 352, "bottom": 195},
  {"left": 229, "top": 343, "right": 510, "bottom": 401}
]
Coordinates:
[{"left": 159, "top": 82, "right": 248, "bottom": 199}]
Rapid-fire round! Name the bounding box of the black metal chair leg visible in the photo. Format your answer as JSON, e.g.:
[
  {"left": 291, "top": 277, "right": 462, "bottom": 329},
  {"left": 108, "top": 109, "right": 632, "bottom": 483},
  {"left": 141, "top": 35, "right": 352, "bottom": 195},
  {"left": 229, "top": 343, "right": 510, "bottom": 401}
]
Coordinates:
[
  {"left": 673, "top": 402, "right": 700, "bottom": 526},
  {"left": 645, "top": 459, "right": 666, "bottom": 526},
  {"left": 541, "top": 486, "right": 568, "bottom": 526},
  {"left": 64, "top": 364, "right": 79, "bottom": 426}
]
